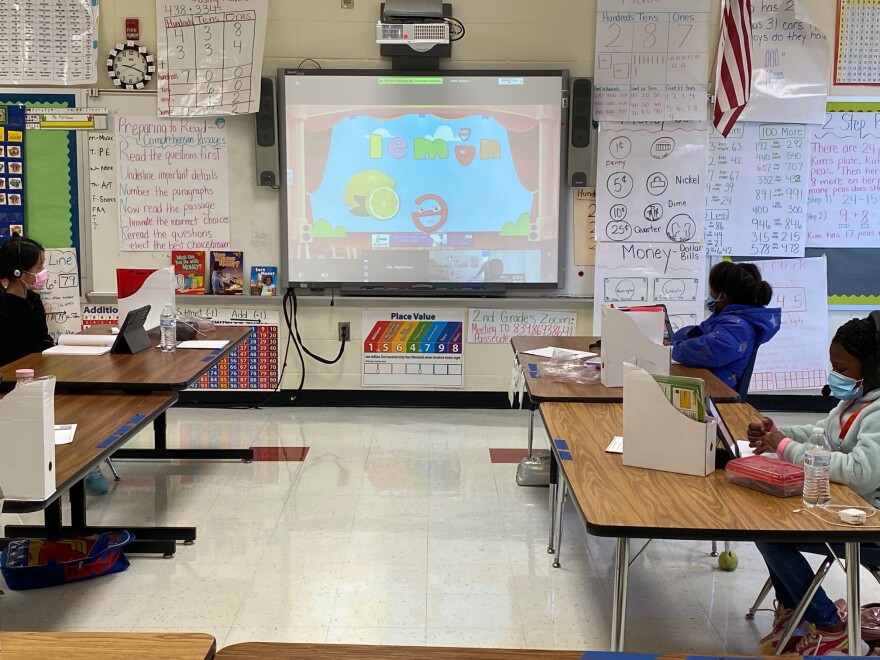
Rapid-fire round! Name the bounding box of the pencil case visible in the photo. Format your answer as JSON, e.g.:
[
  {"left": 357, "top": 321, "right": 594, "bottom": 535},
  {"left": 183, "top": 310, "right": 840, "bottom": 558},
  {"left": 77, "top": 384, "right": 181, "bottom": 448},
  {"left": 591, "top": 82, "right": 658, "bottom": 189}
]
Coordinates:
[{"left": 725, "top": 455, "right": 804, "bottom": 498}]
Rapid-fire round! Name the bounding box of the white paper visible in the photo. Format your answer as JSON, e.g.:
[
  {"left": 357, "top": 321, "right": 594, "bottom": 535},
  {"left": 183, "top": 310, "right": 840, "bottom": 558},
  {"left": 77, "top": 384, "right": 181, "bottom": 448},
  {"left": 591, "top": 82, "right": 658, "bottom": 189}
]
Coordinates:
[
  {"left": 807, "top": 103, "right": 880, "bottom": 248},
  {"left": 362, "top": 310, "right": 464, "bottom": 388},
  {"left": 836, "top": 1, "right": 880, "bottom": 84},
  {"left": 43, "top": 345, "right": 110, "bottom": 356},
  {"left": 738, "top": 0, "right": 829, "bottom": 125},
  {"left": 54, "top": 424, "right": 77, "bottom": 446},
  {"left": 117, "top": 266, "right": 175, "bottom": 331},
  {"left": 736, "top": 440, "right": 779, "bottom": 460},
  {"left": 521, "top": 347, "right": 597, "bottom": 359},
  {"left": 0, "top": 0, "right": 98, "bottom": 85},
  {"left": 468, "top": 308, "right": 577, "bottom": 344},
  {"left": 606, "top": 436, "right": 624, "bottom": 454},
  {"left": 743, "top": 257, "right": 828, "bottom": 392},
  {"left": 42, "top": 248, "right": 83, "bottom": 342},
  {"left": 156, "top": 0, "right": 269, "bottom": 117},
  {"left": 597, "top": 122, "right": 708, "bottom": 245},
  {"left": 116, "top": 115, "right": 230, "bottom": 251},
  {"left": 58, "top": 335, "right": 116, "bottom": 347},
  {"left": 593, "top": 0, "right": 710, "bottom": 122},
  {"left": 177, "top": 339, "right": 229, "bottom": 349},
  {"left": 706, "top": 122, "right": 808, "bottom": 257}
]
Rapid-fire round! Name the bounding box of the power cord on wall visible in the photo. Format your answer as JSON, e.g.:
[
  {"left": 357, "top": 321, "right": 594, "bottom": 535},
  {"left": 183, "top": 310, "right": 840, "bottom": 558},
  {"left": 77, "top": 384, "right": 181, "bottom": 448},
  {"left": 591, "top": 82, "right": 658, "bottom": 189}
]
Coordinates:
[{"left": 256, "top": 287, "right": 347, "bottom": 408}]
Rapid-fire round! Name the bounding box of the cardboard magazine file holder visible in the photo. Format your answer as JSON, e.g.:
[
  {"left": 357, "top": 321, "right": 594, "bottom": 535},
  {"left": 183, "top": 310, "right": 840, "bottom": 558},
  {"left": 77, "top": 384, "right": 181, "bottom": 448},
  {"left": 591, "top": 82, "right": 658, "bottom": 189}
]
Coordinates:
[
  {"left": 622, "top": 363, "right": 717, "bottom": 477},
  {"left": 600, "top": 305, "right": 671, "bottom": 387},
  {"left": 0, "top": 376, "right": 56, "bottom": 501}
]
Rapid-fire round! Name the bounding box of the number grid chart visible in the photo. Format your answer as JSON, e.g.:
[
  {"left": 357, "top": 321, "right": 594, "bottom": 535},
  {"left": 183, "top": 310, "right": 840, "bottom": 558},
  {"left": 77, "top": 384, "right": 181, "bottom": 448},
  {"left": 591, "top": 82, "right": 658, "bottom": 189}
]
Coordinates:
[
  {"left": 362, "top": 313, "right": 464, "bottom": 388},
  {"left": 189, "top": 323, "right": 279, "bottom": 391},
  {"left": 835, "top": 0, "right": 880, "bottom": 85},
  {"left": 706, "top": 122, "right": 808, "bottom": 257},
  {"left": 593, "top": 0, "right": 710, "bottom": 122},
  {"left": 156, "top": 0, "right": 268, "bottom": 117}
]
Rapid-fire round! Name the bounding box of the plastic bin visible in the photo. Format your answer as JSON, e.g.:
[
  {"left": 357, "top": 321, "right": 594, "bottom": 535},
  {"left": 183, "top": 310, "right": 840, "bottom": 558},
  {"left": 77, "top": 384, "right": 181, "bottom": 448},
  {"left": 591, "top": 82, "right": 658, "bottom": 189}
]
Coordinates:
[{"left": 725, "top": 455, "right": 805, "bottom": 498}]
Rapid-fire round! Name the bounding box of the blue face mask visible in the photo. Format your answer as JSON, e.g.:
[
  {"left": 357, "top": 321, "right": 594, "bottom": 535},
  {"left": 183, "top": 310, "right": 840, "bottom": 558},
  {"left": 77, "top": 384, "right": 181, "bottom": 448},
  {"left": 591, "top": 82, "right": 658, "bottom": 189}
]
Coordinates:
[
  {"left": 706, "top": 295, "right": 719, "bottom": 312},
  {"left": 828, "top": 371, "right": 864, "bottom": 401}
]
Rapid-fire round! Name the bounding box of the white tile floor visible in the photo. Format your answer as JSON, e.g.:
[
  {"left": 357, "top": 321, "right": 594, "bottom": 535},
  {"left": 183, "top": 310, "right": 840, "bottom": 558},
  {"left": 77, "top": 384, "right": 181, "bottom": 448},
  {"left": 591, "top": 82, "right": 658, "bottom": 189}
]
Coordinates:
[{"left": 2, "top": 406, "right": 877, "bottom": 653}]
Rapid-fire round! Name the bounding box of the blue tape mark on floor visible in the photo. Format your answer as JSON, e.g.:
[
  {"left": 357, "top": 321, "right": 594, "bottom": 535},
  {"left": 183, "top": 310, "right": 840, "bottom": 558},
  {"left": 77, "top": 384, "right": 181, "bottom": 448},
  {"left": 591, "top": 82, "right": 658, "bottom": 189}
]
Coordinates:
[
  {"left": 554, "top": 438, "right": 569, "bottom": 451},
  {"left": 558, "top": 450, "right": 573, "bottom": 461},
  {"left": 527, "top": 363, "right": 539, "bottom": 378}
]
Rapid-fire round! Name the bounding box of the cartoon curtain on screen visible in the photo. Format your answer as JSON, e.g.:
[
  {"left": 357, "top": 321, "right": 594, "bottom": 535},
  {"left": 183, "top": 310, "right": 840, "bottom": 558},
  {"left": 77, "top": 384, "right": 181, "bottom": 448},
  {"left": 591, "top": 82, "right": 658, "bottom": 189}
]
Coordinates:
[{"left": 286, "top": 107, "right": 559, "bottom": 254}]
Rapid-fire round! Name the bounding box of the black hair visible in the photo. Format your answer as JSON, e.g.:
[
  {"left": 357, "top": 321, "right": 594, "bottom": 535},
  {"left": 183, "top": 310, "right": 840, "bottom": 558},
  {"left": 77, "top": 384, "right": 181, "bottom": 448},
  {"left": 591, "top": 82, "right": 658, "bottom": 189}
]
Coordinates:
[
  {"left": 708, "top": 261, "right": 773, "bottom": 307},
  {"left": 0, "top": 235, "right": 44, "bottom": 281},
  {"left": 213, "top": 261, "right": 223, "bottom": 271},
  {"left": 832, "top": 317, "right": 877, "bottom": 363}
]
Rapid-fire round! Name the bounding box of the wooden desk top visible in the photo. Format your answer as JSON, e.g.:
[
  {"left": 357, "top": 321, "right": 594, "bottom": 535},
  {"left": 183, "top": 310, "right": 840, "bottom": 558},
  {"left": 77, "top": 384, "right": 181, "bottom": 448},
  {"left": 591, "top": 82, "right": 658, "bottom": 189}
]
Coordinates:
[
  {"left": 0, "top": 632, "right": 216, "bottom": 659},
  {"left": 2, "top": 391, "right": 178, "bottom": 513},
  {"left": 540, "top": 401, "right": 880, "bottom": 543},
  {"left": 0, "top": 326, "right": 250, "bottom": 391},
  {"left": 216, "top": 643, "right": 581, "bottom": 659},
  {"left": 510, "top": 336, "right": 739, "bottom": 403}
]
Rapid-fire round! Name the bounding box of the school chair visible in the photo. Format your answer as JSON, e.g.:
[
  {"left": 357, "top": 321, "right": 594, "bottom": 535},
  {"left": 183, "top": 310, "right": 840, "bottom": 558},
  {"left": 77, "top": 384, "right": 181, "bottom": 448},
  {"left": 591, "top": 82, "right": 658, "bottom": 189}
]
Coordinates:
[
  {"left": 106, "top": 457, "right": 121, "bottom": 480},
  {"left": 744, "top": 543, "right": 880, "bottom": 652}
]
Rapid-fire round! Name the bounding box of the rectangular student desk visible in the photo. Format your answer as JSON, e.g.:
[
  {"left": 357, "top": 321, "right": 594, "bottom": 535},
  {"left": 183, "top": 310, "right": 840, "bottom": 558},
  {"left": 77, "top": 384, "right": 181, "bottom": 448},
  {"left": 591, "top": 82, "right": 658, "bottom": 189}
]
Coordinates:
[
  {"left": 1, "top": 392, "right": 183, "bottom": 555},
  {"left": 0, "top": 326, "right": 252, "bottom": 461},
  {"left": 0, "top": 631, "right": 216, "bottom": 659},
  {"left": 509, "top": 336, "right": 740, "bottom": 454},
  {"left": 215, "top": 643, "right": 583, "bottom": 659},
  {"left": 540, "top": 401, "right": 879, "bottom": 653}
]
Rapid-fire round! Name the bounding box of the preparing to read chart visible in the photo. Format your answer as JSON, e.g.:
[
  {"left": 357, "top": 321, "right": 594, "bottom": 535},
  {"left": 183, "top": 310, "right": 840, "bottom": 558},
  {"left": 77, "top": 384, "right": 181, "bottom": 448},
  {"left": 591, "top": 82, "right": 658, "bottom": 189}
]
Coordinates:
[
  {"left": 593, "top": 0, "right": 709, "bottom": 122},
  {"left": 835, "top": 0, "right": 880, "bottom": 85},
  {"left": 156, "top": 0, "right": 268, "bottom": 117}
]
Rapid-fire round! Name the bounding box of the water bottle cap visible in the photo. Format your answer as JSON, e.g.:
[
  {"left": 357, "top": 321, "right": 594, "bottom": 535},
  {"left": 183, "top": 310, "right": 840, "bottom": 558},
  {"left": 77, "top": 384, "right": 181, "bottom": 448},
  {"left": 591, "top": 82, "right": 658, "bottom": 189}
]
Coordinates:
[{"left": 15, "top": 369, "right": 34, "bottom": 378}]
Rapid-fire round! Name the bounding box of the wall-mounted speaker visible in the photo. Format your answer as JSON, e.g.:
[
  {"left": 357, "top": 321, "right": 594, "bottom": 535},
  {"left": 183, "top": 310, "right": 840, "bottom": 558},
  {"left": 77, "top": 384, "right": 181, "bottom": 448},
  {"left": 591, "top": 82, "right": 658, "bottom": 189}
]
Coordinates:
[
  {"left": 255, "top": 76, "right": 279, "bottom": 188},
  {"left": 567, "top": 77, "right": 595, "bottom": 188},
  {"left": 528, "top": 222, "right": 540, "bottom": 242}
]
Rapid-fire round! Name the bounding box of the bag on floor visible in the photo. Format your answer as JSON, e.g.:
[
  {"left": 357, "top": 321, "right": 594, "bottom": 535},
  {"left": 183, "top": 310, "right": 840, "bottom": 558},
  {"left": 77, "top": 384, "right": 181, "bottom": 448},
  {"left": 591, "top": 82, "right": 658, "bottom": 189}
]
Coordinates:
[
  {"left": 516, "top": 449, "right": 552, "bottom": 486},
  {"left": 836, "top": 600, "right": 880, "bottom": 645},
  {"left": 0, "top": 531, "right": 133, "bottom": 590}
]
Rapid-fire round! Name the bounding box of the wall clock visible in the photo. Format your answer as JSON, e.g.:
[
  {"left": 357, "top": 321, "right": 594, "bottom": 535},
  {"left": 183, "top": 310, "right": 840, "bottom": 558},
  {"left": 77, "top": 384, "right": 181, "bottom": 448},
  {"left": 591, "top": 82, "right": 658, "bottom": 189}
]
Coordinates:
[{"left": 107, "top": 42, "right": 155, "bottom": 90}]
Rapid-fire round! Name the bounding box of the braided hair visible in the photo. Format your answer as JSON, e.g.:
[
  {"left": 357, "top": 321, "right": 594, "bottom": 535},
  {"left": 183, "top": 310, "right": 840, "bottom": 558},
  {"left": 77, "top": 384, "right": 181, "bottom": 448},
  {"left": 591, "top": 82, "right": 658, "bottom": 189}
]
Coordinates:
[
  {"left": 833, "top": 317, "right": 877, "bottom": 363},
  {"left": 708, "top": 262, "right": 773, "bottom": 307}
]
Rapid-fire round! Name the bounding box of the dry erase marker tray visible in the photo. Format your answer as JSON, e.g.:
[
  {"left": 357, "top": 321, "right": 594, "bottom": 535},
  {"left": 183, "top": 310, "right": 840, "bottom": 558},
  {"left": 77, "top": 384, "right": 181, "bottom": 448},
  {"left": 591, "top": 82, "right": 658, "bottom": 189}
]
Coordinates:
[{"left": 725, "top": 455, "right": 804, "bottom": 498}]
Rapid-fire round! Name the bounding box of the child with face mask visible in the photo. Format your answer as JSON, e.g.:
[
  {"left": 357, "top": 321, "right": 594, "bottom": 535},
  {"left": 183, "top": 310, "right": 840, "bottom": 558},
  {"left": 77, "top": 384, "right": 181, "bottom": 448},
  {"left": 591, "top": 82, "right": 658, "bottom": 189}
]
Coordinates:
[
  {"left": 0, "top": 235, "right": 110, "bottom": 496},
  {"left": 748, "top": 315, "right": 880, "bottom": 655},
  {"left": 0, "top": 235, "right": 53, "bottom": 365}
]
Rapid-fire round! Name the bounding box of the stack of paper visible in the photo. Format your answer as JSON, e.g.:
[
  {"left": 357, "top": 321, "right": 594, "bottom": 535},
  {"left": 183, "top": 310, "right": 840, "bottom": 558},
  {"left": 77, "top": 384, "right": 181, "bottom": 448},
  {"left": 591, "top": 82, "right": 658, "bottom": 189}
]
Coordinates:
[{"left": 43, "top": 334, "right": 115, "bottom": 356}]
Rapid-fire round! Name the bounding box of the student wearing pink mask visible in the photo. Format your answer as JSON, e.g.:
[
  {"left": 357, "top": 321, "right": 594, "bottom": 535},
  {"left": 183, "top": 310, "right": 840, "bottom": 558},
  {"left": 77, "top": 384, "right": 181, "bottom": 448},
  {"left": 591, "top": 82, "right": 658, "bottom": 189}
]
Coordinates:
[{"left": 0, "top": 235, "right": 53, "bottom": 365}]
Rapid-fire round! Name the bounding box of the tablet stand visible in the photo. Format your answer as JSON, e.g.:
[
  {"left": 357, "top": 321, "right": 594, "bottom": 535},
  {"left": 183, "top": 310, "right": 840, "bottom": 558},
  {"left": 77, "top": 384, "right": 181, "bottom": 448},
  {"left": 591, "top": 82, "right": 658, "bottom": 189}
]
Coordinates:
[{"left": 112, "top": 324, "right": 152, "bottom": 354}]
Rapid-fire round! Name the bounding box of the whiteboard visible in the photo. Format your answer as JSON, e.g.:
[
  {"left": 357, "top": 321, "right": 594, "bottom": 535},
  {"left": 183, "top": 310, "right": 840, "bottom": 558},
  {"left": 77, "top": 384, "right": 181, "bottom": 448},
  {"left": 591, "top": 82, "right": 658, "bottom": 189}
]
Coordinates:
[{"left": 84, "top": 91, "right": 279, "bottom": 295}]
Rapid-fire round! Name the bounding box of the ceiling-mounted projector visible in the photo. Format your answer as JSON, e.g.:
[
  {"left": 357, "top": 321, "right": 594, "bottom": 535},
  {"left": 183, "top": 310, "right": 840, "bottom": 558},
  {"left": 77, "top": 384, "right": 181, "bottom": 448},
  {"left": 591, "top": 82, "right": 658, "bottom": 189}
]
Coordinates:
[{"left": 377, "top": 0, "right": 449, "bottom": 50}]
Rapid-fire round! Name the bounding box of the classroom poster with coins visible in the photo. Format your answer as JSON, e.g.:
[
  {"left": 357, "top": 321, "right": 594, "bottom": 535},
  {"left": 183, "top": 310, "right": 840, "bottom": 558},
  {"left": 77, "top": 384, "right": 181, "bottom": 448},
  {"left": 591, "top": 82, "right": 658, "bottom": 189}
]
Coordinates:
[
  {"left": 593, "top": 121, "right": 708, "bottom": 334},
  {"left": 362, "top": 309, "right": 464, "bottom": 387},
  {"left": 0, "top": 105, "right": 25, "bottom": 239}
]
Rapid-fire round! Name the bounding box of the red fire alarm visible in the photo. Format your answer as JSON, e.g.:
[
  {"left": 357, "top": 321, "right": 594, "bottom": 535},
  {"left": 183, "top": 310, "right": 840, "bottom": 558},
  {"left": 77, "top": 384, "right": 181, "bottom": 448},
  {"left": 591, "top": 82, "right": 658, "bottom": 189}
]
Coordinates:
[{"left": 125, "top": 18, "right": 140, "bottom": 41}]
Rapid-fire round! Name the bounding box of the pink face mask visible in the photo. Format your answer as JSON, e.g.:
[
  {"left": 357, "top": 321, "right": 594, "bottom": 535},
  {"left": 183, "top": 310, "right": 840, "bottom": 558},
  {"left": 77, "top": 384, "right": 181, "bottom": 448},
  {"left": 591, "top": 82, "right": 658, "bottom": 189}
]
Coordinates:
[{"left": 25, "top": 269, "right": 49, "bottom": 291}]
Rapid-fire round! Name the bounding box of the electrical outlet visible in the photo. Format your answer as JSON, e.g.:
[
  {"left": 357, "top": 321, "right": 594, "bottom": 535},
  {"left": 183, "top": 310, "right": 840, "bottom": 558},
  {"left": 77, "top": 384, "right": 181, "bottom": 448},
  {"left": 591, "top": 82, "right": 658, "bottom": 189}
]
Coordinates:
[
  {"left": 338, "top": 322, "right": 351, "bottom": 341},
  {"left": 341, "top": 0, "right": 354, "bottom": 8}
]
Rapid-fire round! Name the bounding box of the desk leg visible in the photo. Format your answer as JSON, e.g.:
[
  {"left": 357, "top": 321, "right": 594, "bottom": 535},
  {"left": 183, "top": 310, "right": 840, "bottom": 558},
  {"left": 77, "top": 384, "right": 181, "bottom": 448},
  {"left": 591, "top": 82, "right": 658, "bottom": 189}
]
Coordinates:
[
  {"left": 552, "top": 478, "right": 565, "bottom": 569},
  {"left": 527, "top": 405, "right": 535, "bottom": 458},
  {"left": 611, "top": 538, "right": 630, "bottom": 652},
  {"left": 846, "top": 542, "right": 862, "bottom": 655},
  {"left": 44, "top": 500, "right": 63, "bottom": 540},
  {"left": 112, "top": 411, "right": 254, "bottom": 461},
  {"left": 547, "top": 452, "right": 558, "bottom": 554}
]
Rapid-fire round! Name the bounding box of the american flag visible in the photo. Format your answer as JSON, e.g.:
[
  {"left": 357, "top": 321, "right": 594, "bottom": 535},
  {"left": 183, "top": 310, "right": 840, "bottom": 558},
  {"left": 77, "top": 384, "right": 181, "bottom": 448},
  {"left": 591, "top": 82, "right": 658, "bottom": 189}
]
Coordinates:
[{"left": 713, "top": 0, "right": 753, "bottom": 137}]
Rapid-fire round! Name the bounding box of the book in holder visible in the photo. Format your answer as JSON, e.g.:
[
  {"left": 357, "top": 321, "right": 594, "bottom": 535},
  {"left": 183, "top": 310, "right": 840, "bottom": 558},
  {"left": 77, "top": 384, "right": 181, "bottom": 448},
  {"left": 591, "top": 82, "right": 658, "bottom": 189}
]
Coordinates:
[{"left": 111, "top": 305, "right": 152, "bottom": 355}]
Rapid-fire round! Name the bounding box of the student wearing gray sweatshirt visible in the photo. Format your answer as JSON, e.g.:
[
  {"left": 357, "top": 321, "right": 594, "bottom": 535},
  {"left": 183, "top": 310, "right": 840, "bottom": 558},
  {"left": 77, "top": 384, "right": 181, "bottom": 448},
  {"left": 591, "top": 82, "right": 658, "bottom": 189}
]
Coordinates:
[{"left": 746, "top": 315, "right": 880, "bottom": 656}]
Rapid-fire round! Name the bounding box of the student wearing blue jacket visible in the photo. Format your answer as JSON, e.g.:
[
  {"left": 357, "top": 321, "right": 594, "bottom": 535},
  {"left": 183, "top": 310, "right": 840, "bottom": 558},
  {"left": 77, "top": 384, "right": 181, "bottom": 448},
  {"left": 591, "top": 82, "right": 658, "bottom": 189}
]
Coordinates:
[
  {"left": 747, "top": 316, "right": 880, "bottom": 656},
  {"left": 671, "top": 262, "right": 781, "bottom": 390}
]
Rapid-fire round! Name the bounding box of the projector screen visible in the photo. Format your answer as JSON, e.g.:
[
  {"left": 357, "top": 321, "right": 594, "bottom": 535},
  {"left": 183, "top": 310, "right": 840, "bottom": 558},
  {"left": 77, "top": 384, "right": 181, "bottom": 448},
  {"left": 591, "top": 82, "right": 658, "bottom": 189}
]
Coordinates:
[{"left": 279, "top": 69, "right": 568, "bottom": 291}]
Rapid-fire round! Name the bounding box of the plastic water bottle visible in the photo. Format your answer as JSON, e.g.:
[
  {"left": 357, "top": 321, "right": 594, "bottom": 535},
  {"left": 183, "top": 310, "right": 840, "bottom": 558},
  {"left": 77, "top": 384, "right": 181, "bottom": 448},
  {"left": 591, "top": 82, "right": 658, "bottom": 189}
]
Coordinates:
[
  {"left": 14, "top": 368, "right": 34, "bottom": 388},
  {"left": 160, "top": 303, "right": 176, "bottom": 353},
  {"left": 803, "top": 426, "right": 832, "bottom": 508}
]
